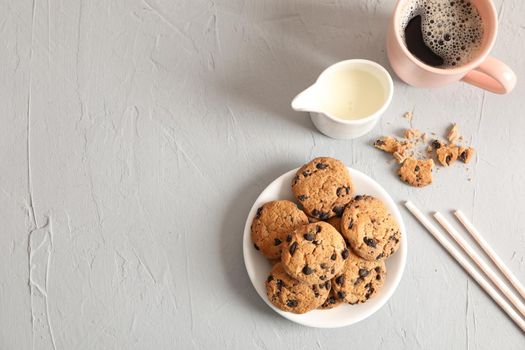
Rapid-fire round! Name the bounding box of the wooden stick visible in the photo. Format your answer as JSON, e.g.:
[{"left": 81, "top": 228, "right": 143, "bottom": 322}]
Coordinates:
[
  {"left": 434, "top": 212, "right": 525, "bottom": 318},
  {"left": 454, "top": 210, "right": 525, "bottom": 301},
  {"left": 404, "top": 201, "right": 525, "bottom": 332}
]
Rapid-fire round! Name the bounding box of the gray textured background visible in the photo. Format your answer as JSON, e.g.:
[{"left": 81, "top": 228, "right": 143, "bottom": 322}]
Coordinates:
[{"left": 1, "top": 0, "right": 524, "bottom": 349}]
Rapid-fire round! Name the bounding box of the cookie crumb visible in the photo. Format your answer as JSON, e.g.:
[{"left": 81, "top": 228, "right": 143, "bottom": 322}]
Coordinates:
[
  {"left": 447, "top": 123, "right": 459, "bottom": 143},
  {"left": 404, "top": 128, "right": 420, "bottom": 140},
  {"left": 458, "top": 146, "right": 475, "bottom": 163},
  {"left": 436, "top": 144, "right": 459, "bottom": 167},
  {"left": 374, "top": 136, "right": 410, "bottom": 154},
  {"left": 398, "top": 158, "right": 434, "bottom": 187},
  {"left": 393, "top": 151, "right": 407, "bottom": 164},
  {"left": 404, "top": 111, "right": 413, "bottom": 122}
]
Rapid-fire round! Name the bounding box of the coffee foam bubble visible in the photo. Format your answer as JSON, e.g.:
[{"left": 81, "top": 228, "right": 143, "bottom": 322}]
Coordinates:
[{"left": 400, "top": 0, "right": 484, "bottom": 67}]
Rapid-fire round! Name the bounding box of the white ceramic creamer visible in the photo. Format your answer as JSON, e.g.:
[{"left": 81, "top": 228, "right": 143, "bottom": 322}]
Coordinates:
[{"left": 292, "top": 59, "right": 394, "bottom": 139}]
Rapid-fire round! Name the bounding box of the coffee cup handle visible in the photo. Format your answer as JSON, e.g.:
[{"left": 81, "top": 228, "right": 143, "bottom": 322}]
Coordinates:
[{"left": 462, "top": 56, "right": 517, "bottom": 94}]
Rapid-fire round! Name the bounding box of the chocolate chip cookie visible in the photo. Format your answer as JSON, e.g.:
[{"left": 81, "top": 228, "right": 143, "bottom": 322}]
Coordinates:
[
  {"left": 266, "top": 263, "right": 330, "bottom": 314},
  {"left": 251, "top": 200, "right": 309, "bottom": 260},
  {"left": 341, "top": 195, "right": 401, "bottom": 261},
  {"left": 292, "top": 157, "right": 353, "bottom": 220},
  {"left": 331, "top": 249, "right": 386, "bottom": 304},
  {"left": 281, "top": 222, "right": 347, "bottom": 285}
]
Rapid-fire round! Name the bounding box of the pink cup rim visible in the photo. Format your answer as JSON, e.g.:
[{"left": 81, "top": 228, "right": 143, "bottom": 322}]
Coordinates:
[{"left": 392, "top": 0, "right": 498, "bottom": 75}]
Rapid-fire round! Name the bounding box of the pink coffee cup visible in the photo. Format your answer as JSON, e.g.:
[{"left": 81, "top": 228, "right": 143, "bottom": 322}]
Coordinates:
[{"left": 387, "top": 0, "right": 516, "bottom": 94}]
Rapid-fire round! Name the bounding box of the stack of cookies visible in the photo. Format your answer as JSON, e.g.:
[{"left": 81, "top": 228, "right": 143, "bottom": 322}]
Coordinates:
[{"left": 251, "top": 157, "right": 402, "bottom": 314}]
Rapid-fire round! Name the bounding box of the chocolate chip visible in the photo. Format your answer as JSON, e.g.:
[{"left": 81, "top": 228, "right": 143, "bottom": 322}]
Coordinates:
[
  {"left": 348, "top": 218, "right": 354, "bottom": 229},
  {"left": 292, "top": 175, "right": 299, "bottom": 186},
  {"left": 302, "top": 171, "right": 310, "bottom": 177},
  {"left": 320, "top": 263, "right": 328, "bottom": 269},
  {"left": 354, "top": 195, "right": 363, "bottom": 200},
  {"left": 289, "top": 242, "right": 298, "bottom": 256},
  {"left": 316, "top": 163, "right": 328, "bottom": 169},
  {"left": 332, "top": 206, "right": 344, "bottom": 217},
  {"left": 312, "top": 240, "right": 320, "bottom": 245},
  {"left": 319, "top": 212, "right": 329, "bottom": 220},
  {"left": 459, "top": 151, "right": 467, "bottom": 162},
  {"left": 267, "top": 275, "right": 273, "bottom": 282},
  {"left": 376, "top": 253, "right": 385, "bottom": 260},
  {"left": 276, "top": 279, "right": 284, "bottom": 289},
  {"left": 354, "top": 277, "right": 363, "bottom": 285},
  {"left": 274, "top": 238, "right": 282, "bottom": 246},
  {"left": 319, "top": 275, "right": 327, "bottom": 281},
  {"left": 432, "top": 139, "right": 442, "bottom": 149},
  {"left": 341, "top": 249, "right": 349, "bottom": 259},
  {"left": 326, "top": 296, "right": 336, "bottom": 305},
  {"left": 415, "top": 165, "right": 420, "bottom": 172},
  {"left": 331, "top": 253, "right": 337, "bottom": 260},
  {"left": 253, "top": 243, "right": 260, "bottom": 250},
  {"left": 335, "top": 275, "right": 345, "bottom": 285},
  {"left": 303, "top": 233, "right": 314, "bottom": 241},
  {"left": 376, "top": 274, "right": 381, "bottom": 281},
  {"left": 325, "top": 281, "right": 331, "bottom": 290},
  {"left": 330, "top": 268, "right": 335, "bottom": 274},
  {"left": 365, "top": 282, "right": 371, "bottom": 289},
  {"left": 256, "top": 207, "right": 263, "bottom": 218},
  {"left": 346, "top": 187, "right": 351, "bottom": 194},
  {"left": 359, "top": 268, "right": 369, "bottom": 278},
  {"left": 311, "top": 209, "right": 319, "bottom": 217},
  {"left": 375, "top": 139, "right": 386, "bottom": 146},
  {"left": 286, "top": 300, "right": 298, "bottom": 307},
  {"left": 336, "top": 187, "right": 344, "bottom": 196},
  {"left": 363, "top": 237, "right": 377, "bottom": 247},
  {"left": 446, "top": 155, "right": 452, "bottom": 165},
  {"left": 374, "top": 266, "right": 381, "bottom": 273},
  {"left": 298, "top": 195, "right": 307, "bottom": 201},
  {"left": 337, "top": 291, "right": 346, "bottom": 299},
  {"left": 286, "top": 235, "right": 292, "bottom": 242},
  {"left": 302, "top": 265, "right": 314, "bottom": 275},
  {"left": 316, "top": 225, "right": 321, "bottom": 233}
]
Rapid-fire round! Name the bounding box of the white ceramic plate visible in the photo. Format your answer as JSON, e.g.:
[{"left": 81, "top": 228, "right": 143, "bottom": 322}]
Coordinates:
[{"left": 243, "top": 167, "right": 407, "bottom": 328}]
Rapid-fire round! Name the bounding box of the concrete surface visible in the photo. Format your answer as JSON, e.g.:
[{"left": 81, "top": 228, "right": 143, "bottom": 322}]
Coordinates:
[{"left": 1, "top": 0, "right": 524, "bottom": 349}]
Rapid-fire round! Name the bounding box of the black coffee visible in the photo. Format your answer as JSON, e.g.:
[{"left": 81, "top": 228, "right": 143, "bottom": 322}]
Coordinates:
[{"left": 400, "top": 0, "right": 484, "bottom": 68}]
